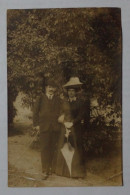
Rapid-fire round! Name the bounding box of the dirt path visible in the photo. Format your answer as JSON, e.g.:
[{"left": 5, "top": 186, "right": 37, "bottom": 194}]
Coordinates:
[{"left": 8, "top": 123, "right": 122, "bottom": 187}]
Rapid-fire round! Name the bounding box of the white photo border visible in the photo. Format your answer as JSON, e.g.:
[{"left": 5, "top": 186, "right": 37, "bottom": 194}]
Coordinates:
[{"left": 0, "top": 0, "right": 130, "bottom": 194}]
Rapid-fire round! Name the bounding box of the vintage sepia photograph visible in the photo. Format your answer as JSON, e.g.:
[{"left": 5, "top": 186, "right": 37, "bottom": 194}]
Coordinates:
[{"left": 7, "top": 8, "right": 122, "bottom": 187}]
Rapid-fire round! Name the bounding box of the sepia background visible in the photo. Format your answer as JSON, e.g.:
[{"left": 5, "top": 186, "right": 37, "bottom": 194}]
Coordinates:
[{"left": 7, "top": 8, "right": 122, "bottom": 187}]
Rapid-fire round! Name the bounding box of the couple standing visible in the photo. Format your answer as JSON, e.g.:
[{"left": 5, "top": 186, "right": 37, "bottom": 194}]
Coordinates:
[{"left": 33, "top": 77, "right": 89, "bottom": 180}]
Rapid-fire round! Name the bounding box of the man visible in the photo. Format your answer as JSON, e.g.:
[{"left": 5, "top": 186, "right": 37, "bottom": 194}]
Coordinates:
[{"left": 33, "top": 79, "right": 61, "bottom": 180}]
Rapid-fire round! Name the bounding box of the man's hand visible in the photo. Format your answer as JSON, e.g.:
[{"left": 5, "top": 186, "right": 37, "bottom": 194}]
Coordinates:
[
  {"left": 33, "top": 126, "right": 40, "bottom": 136},
  {"left": 58, "top": 114, "right": 64, "bottom": 123}
]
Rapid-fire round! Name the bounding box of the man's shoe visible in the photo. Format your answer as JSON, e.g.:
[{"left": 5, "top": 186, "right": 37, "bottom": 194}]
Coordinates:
[
  {"left": 47, "top": 167, "right": 52, "bottom": 175},
  {"left": 48, "top": 170, "right": 52, "bottom": 175},
  {"left": 41, "top": 172, "right": 49, "bottom": 180}
]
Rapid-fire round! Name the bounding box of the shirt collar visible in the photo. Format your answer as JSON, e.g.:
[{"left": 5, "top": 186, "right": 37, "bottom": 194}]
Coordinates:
[{"left": 46, "top": 93, "right": 54, "bottom": 100}]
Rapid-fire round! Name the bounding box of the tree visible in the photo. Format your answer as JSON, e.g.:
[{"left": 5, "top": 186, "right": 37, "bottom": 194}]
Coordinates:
[{"left": 7, "top": 8, "right": 122, "bottom": 154}]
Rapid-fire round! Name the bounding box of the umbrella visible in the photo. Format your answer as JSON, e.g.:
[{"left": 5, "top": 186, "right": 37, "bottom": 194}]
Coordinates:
[{"left": 61, "top": 127, "right": 75, "bottom": 176}]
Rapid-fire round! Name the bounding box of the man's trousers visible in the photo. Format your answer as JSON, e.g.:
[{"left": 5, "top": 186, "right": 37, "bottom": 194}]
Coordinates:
[{"left": 39, "top": 129, "right": 60, "bottom": 173}]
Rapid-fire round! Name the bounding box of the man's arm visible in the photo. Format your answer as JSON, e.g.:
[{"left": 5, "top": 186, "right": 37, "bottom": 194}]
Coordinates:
[{"left": 33, "top": 96, "right": 41, "bottom": 127}]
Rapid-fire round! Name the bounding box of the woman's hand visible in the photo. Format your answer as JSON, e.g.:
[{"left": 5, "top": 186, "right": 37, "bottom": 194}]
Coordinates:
[{"left": 64, "top": 122, "right": 73, "bottom": 129}]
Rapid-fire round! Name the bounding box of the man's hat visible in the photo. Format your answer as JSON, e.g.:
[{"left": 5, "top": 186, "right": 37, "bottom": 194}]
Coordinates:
[
  {"left": 45, "top": 79, "right": 57, "bottom": 88},
  {"left": 63, "top": 77, "right": 83, "bottom": 89}
]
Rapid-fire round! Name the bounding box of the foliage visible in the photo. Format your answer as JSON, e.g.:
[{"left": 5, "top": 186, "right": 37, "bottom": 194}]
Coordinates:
[
  {"left": 83, "top": 104, "right": 121, "bottom": 156},
  {"left": 7, "top": 8, "right": 122, "bottom": 153},
  {"left": 8, "top": 82, "right": 18, "bottom": 124}
]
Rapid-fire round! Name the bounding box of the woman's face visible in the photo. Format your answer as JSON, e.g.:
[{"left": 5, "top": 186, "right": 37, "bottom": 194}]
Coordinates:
[{"left": 67, "top": 88, "right": 76, "bottom": 98}]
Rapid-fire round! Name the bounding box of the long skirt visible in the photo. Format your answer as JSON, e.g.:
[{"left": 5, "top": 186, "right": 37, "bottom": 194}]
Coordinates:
[{"left": 55, "top": 126, "right": 86, "bottom": 178}]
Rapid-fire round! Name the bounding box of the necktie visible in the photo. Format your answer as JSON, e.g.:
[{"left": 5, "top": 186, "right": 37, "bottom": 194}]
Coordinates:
[{"left": 48, "top": 95, "right": 52, "bottom": 100}]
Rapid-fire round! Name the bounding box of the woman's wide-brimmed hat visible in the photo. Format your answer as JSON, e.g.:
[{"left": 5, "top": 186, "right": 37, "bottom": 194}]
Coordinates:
[{"left": 63, "top": 77, "right": 83, "bottom": 88}]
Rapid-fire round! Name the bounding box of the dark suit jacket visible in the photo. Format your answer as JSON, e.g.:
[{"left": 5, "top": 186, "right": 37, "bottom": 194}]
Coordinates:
[{"left": 33, "top": 93, "right": 61, "bottom": 132}]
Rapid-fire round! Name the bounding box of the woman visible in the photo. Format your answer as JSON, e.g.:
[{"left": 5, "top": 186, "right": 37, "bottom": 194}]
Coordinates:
[{"left": 55, "top": 77, "right": 86, "bottom": 178}]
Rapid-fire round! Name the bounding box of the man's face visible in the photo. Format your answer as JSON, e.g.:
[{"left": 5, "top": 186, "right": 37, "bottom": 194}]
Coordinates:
[
  {"left": 45, "top": 85, "right": 56, "bottom": 95},
  {"left": 68, "top": 88, "right": 76, "bottom": 98}
]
